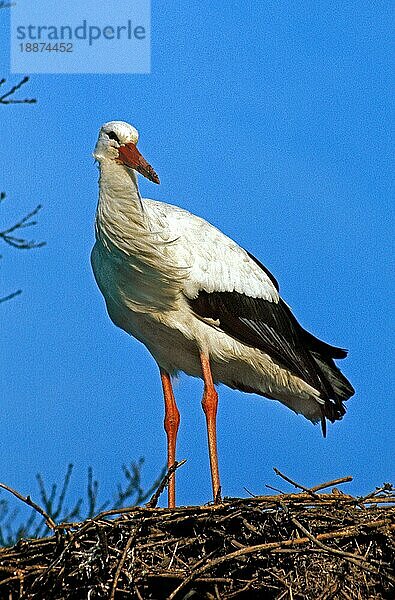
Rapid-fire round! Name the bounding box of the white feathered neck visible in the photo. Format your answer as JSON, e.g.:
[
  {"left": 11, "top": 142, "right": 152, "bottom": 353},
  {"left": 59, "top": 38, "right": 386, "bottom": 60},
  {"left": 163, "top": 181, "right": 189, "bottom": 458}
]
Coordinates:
[
  {"left": 96, "top": 158, "right": 147, "bottom": 245},
  {"left": 94, "top": 158, "right": 186, "bottom": 312}
]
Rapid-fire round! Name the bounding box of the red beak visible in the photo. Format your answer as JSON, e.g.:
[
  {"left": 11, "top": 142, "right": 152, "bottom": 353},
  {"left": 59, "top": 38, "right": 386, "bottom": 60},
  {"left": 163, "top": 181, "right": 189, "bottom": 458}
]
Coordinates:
[{"left": 117, "top": 142, "right": 160, "bottom": 184}]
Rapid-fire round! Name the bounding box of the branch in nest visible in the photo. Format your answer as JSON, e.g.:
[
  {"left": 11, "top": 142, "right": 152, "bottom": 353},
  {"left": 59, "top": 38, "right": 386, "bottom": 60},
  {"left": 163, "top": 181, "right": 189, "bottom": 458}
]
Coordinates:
[
  {"left": 0, "top": 482, "right": 56, "bottom": 531},
  {"left": 146, "top": 460, "right": 187, "bottom": 509},
  {"left": 273, "top": 468, "right": 322, "bottom": 499}
]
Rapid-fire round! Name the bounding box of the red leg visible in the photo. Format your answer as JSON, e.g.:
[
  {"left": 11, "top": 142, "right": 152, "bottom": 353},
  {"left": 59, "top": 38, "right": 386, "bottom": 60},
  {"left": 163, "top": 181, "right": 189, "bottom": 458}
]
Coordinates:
[
  {"left": 200, "top": 352, "right": 222, "bottom": 503},
  {"left": 160, "top": 368, "right": 180, "bottom": 508}
]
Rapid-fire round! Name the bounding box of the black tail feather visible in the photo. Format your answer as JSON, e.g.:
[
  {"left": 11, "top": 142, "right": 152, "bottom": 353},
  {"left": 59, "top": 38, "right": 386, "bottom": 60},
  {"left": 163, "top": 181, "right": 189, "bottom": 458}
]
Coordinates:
[
  {"left": 311, "top": 351, "right": 354, "bottom": 434},
  {"left": 301, "top": 328, "right": 348, "bottom": 360}
]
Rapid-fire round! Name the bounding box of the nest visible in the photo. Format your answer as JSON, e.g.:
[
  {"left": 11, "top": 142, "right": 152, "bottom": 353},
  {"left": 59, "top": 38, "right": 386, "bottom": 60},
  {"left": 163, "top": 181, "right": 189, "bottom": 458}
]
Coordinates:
[{"left": 0, "top": 472, "right": 394, "bottom": 600}]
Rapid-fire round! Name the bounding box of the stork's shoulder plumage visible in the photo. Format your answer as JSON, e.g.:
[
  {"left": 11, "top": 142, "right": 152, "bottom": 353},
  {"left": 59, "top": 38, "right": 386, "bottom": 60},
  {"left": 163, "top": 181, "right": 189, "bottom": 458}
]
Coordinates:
[{"left": 142, "top": 198, "right": 279, "bottom": 303}]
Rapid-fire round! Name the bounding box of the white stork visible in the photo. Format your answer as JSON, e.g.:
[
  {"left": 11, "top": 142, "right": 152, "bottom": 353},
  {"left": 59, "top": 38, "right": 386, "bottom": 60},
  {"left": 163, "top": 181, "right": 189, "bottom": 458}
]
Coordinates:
[{"left": 91, "top": 120, "right": 354, "bottom": 508}]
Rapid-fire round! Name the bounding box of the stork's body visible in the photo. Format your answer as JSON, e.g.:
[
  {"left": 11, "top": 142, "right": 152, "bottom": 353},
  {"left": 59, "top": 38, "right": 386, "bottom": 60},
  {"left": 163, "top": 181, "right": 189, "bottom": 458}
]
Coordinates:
[{"left": 91, "top": 121, "right": 354, "bottom": 507}]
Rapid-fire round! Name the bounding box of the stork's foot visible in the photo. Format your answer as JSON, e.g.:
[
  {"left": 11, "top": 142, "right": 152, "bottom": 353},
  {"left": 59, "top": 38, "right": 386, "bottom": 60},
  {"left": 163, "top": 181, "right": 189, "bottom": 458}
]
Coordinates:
[{"left": 214, "top": 486, "right": 222, "bottom": 505}]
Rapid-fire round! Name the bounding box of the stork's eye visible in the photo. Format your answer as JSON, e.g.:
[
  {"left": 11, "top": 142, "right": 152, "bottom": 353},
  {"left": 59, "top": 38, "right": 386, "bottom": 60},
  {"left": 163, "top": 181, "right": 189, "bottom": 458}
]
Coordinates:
[{"left": 107, "top": 131, "right": 120, "bottom": 143}]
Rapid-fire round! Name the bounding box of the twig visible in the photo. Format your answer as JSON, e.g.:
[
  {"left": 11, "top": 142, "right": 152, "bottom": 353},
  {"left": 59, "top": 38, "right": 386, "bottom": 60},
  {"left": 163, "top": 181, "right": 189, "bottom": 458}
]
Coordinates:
[
  {"left": 0, "top": 204, "right": 45, "bottom": 249},
  {"left": 310, "top": 476, "right": 353, "bottom": 492},
  {"left": 243, "top": 487, "right": 257, "bottom": 497},
  {"left": 109, "top": 529, "right": 138, "bottom": 600},
  {"left": 265, "top": 483, "right": 286, "bottom": 494},
  {"left": 273, "top": 468, "right": 320, "bottom": 499},
  {"left": 356, "top": 483, "right": 394, "bottom": 505},
  {"left": 134, "top": 586, "right": 144, "bottom": 600},
  {"left": 0, "top": 482, "right": 56, "bottom": 530},
  {"left": 146, "top": 459, "right": 187, "bottom": 508},
  {"left": 0, "top": 289, "right": 22, "bottom": 303},
  {"left": 0, "top": 76, "right": 36, "bottom": 105}
]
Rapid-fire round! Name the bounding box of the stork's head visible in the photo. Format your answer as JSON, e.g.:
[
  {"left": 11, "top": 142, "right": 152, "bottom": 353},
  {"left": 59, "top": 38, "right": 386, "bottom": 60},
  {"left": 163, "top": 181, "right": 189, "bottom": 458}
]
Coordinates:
[{"left": 93, "top": 121, "right": 160, "bottom": 184}]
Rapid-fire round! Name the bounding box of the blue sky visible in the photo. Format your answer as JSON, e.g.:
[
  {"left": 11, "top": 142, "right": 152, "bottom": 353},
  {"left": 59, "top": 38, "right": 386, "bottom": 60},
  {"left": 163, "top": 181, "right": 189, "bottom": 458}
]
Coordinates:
[{"left": 0, "top": 2, "right": 393, "bottom": 514}]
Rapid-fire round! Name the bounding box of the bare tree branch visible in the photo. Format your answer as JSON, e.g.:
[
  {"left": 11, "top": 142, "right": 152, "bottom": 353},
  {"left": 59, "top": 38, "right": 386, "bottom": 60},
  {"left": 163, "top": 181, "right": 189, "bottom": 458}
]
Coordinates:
[
  {"left": 0, "top": 194, "right": 45, "bottom": 302},
  {"left": 0, "top": 76, "right": 36, "bottom": 105},
  {"left": 0, "top": 201, "right": 45, "bottom": 249},
  {"left": 0, "top": 73, "right": 42, "bottom": 302},
  {"left": 0, "top": 289, "right": 21, "bottom": 303}
]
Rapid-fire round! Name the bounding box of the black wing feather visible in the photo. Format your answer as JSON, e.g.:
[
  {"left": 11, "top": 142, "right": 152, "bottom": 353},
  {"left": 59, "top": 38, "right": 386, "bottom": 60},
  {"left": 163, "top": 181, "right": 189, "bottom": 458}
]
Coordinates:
[
  {"left": 188, "top": 249, "right": 354, "bottom": 431},
  {"left": 189, "top": 290, "right": 333, "bottom": 397}
]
